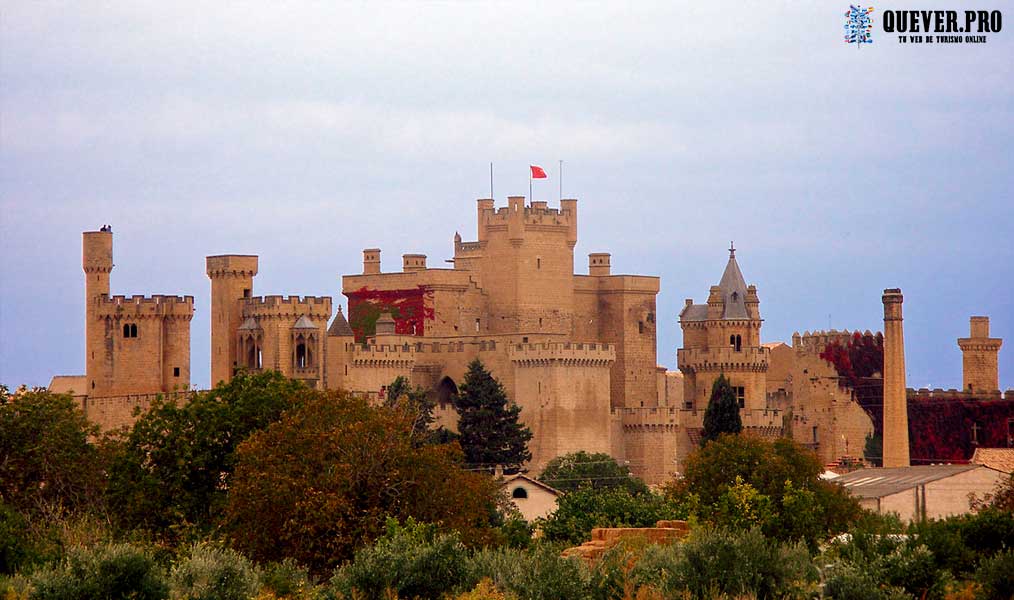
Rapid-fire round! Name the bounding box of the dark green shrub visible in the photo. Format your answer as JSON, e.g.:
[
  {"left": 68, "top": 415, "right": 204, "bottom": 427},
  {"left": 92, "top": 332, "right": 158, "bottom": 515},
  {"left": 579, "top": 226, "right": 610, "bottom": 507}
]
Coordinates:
[
  {"left": 0, "top": 503, "right": 32, "bottom": 575},
  {"left": 632, "top": 528, "right": 817, "bottom": 600},
  {"left": 975, "top": 549, "right": 1014, "bottom": 600},
  {"left": 28, "top": 543, "right": 168, "bottom": 600},
  {"left": 168, "top": 543, "right": 259, "bottom": 600},
  {"left": 822, "top": 563, "right": 884, "bottom": 600},
  {"left": 260, "top": 559, "right": 311, "bottom": 598},
  {"left": 329, "top": 519, "right": 469, "bottom": 600},
  {"left": 466, "top": 544, "right": 590, "bottom": 600}
]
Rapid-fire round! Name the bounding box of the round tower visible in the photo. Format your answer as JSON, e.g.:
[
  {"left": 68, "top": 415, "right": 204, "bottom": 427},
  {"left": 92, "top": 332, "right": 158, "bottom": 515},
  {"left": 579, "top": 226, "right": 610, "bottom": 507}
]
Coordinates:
[
  {"left": 206, "top": 255, "right": 259, "bottom": 386},
  {"left": 83, "top": 229, "right": 113, "bottom": 393}
]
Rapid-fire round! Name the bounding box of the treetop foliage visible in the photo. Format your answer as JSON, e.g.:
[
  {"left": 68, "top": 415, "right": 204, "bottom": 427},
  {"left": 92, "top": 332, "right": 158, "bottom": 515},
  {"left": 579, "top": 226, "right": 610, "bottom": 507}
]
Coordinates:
[
  {"left": 538, "top": 451, "right": 648, "bottom": 495},
  {"left": 454, "top": 359, "right": 532, "bottom": 472},
  {"left": 702, "top": 373, "right": 742, "bottom": 444}
]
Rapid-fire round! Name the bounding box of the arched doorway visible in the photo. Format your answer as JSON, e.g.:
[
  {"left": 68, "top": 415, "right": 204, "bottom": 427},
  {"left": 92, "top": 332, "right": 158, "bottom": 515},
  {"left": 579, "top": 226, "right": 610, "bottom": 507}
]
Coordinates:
[{"left": 436, "top": 376, "right": 458, "bottom": 408}]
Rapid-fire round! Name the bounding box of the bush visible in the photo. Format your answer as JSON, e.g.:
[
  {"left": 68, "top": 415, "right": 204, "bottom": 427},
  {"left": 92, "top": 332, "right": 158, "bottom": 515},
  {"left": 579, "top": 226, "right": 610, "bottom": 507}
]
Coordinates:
[
  {"left": 466, "top": 544, "right": 590, "bottom": 600},
  {"left": 822, "top": 562, "right": 884, "bottom": 600},
  {"left": 629, "top": 528, "right": 817, "bottom": 600},
  {"left": 168, "top": 543, "right": 259, "bottom": 600},
  {"left": 328, "top": 519, "right": 469, "bottom": 600},
  {"left": 0, "top": 504, "right": 32, "bottom": 575},
  {"left": 975, "top": 549, "right": 1014, "bottom": 600},
  {"left": 259, "top": 559, "right": 311, "bottom": 598},
  {"left": 28, "top": 543, "right": 168, "bottom": 600}
]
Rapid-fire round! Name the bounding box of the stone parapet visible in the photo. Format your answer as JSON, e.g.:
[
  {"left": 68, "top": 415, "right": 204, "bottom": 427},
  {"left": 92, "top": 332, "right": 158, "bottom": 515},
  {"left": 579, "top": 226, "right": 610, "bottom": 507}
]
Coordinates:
[
  {"left": 94, "top": 294, "right": 195, "bottom": 319},
  {"left": 509, "top": 341, "right": 615, "bottom": 366},
  {"left": 242, "top": 295, "right": 332, "bottom": 318},
  {"left": 677, "top": 347, "right": 769, "bottom": 373}
]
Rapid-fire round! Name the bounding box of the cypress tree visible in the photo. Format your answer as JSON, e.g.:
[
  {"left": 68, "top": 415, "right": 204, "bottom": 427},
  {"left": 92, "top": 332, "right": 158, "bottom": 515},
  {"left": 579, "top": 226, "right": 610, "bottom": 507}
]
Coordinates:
[
  {"left": 702, "top": 373, "right": 742, "bottom": 444},
  {"left": 454, "top": 359, "right": 533, "bottom": 472}
]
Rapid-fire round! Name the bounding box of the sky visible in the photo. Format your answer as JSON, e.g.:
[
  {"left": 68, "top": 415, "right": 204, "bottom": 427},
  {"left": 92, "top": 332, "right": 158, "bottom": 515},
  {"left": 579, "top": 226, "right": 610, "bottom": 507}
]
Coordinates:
[{"left": 1, "top": 2, "right": 1012, "bottom": 391}]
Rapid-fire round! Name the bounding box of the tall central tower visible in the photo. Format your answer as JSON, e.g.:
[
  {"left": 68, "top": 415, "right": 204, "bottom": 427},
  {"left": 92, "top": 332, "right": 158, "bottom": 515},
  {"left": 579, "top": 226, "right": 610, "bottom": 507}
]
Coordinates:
[{"left": 881, "top": 288, "right": 910, "bottom": 468}]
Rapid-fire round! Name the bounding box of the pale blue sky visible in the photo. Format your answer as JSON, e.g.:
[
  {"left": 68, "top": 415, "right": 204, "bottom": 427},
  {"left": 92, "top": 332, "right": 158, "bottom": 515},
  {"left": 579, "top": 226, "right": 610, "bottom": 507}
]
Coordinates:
[{"left": 2, "top": 2, "right": 1012, "bottom": 391}]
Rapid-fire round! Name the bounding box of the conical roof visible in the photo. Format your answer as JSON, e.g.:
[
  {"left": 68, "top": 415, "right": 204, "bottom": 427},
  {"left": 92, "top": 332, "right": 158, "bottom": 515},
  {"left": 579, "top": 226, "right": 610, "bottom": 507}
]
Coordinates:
[
  {"left": 328, "top": 306, "right": 353, "bottom": 337},
  {"left": 292, "top": 315, "right": 317, "bottom": 330},
  {"left": 718, "top": 245, "right": 749, "bottom": 320}
]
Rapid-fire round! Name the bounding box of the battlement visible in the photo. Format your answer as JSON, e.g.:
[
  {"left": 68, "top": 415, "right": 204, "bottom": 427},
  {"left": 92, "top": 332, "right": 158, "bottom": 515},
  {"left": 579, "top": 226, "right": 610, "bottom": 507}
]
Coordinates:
[
  {"left": 478, "top": 197, "right": 578, "bottom": 243},
  {"left": 791, "top": 329, "right": 877, "bottom": 353},
  {"left": 677, "top": 347, "right": 769, "bottom": 372},
  {"left": 206, "top": 254, "right": 259, "bottom": 277},
  {"left": 242, "top": 295, "right": 332, "bottom": 318},
  {"left": 615, "top": 406, "right": 679, "bottom": 429},
  {"left": 677, "top": 407, "right": 783, "bottom": 429},
  {"left": 908, "top": 388, "right": 1006, "bottom": 400},
  {"left": 95, "top": 294, "right": 195, "bottom": 318},
  {"left": 509, "top": 341, "right": 615, "bottom": 366}
]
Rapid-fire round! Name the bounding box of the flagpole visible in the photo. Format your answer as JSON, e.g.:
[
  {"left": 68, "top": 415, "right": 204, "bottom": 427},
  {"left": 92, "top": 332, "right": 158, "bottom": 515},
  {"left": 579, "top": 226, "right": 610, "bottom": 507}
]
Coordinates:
[
  {"left": 490, "top": 162, "right": 494, "bottom": 199},
  {"left": 559, "top": 160, "right": 563, "bottom": 201},
  {"left": 529, "top": 169, "right": 532, "bottom": 203}
]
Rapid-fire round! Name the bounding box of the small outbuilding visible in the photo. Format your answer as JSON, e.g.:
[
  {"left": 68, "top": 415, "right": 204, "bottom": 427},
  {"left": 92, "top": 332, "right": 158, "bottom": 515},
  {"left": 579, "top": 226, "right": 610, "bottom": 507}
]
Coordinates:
[
  {"left": 836, "top": 464, "right": 1006, "bottom": 522},
  {"left": 500, "top": 473, "right": 560, "bottom": 522}
]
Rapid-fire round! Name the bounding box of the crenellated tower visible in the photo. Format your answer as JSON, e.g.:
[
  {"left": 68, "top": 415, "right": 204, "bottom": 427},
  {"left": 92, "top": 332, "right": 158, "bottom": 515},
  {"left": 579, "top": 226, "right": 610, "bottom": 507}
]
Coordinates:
[
  {"left": 82, "top": 229, "right": 194, "bottom": 396},
  {"left": 678, "top": 244, "right": 768, "bottom": 411},
  {"left": 206, "top": 255, "right": 259, "bottom": 385}
]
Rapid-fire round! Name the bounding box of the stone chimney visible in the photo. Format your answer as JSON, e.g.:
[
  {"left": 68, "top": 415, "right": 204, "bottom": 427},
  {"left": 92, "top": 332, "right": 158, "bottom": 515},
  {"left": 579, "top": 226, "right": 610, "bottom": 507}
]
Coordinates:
[
  {"left": 589, "top": 253, "right": 611, "bottom": 276},
  {"left": 363, "top": 249, "right": 381, "bottom": 274},
  {"left": 882, "top": 288, "right": 910, "bottom": 468},
  {"left": 958, "top": 316, "right": 1002, "bottom": 393},
  {"left": 375, "top": 313, "right": 396, "bottom": 336},
  {"left": 402, "top": 254, "right": 427, "bottom": 272}
]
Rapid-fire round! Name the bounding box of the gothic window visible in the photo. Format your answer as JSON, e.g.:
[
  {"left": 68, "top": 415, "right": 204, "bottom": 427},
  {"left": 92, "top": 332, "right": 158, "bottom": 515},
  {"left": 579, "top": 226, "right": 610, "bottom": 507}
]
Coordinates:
[
  {"left": 296, "top": 343, "right": 308, "bottom": 368},
  {"left": 512, "top": 487, "right": 528, "bottom": 499},
  {"left": 130, "top": 324, "right": 137, "bottom": 337},
  {"left": 729, "top": 334, "right": 742, "bottom": 351},
  {"left": 123, "top": 323, "right": 138, "bottom": 338},
  {"left": 123, "top": 324, "right": 130, "bottom": 337},
  {"left": 735, "top": 386, "right": 745, "bottom": 409}
]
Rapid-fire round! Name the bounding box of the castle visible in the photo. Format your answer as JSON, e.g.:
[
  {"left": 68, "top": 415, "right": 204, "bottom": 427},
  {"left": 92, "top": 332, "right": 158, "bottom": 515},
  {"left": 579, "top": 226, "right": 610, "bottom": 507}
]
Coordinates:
[{"left": 52, "top": 198, "right": 1011, "bottom": 483}]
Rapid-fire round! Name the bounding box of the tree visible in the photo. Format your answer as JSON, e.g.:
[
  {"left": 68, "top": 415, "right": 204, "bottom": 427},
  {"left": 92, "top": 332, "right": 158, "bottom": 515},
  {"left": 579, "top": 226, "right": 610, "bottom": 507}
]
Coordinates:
[
  {"left": 702, "top": 373, "right": 741, "bottom": 444},
  {"left": 539, "top": 451, "right": 648, "bottom": 494},
  {"left": 454, "top": 359, "right": 532, "bottom": 472},
  {"left": 106, "top": 371, "right": 306, "bottom": 535},
  {"left": 666, "top": 434, "right": 861, "bottom": 546},
  {"left": 385, "top": 375, "right": 445, "bottom": 445},
  {"left": 0, "top": 386, "right": 101, "bottom": 514},
  {"left": 224, "top": 390, "right": 500, "bottom": 577},
  {"left": 539, "top": 486, "right": 686, "bottom": 545}
]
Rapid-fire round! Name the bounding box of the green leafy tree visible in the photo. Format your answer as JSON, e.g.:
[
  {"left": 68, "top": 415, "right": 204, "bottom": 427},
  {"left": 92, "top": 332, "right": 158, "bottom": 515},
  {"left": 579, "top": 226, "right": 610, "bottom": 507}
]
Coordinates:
[
  {"left": 224, "top": 389, "right": 501, "bottom": 577},
  {"left": 667, "top": 434, "right": 861, "bottom": 546},
  {"left": 702, "top": 373, "right": 741, "bottom": 444},
  {"left": 0, "top": 386, "right": 101, "bottom": 514},
  {"left": 106, "top": 371, "right": 305, "bottom": 536},
  {"left": 539, "top": 486, "right": 687, "bottom": 545},
  {"left": 454, "top": 360, "right": 532, "bottom": 472},
  {"left": 539, "top": 451, "right": 647, "bottom": 494},
  {"left": 385, "top": 375, "right": 454, "bottom": 446}
]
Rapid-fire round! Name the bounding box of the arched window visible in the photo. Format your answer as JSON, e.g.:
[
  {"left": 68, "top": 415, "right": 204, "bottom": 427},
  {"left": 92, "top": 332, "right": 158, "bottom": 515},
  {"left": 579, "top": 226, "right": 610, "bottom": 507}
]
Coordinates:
[
  {"left": 512, "top": 487, "right": 528, "bottom": 499},
  {"left": 123, "top": 323, "right": 138, "bottom": 338},
  {"left": 436, "top": 376, "right": 458, "bottom": 408},
  {"left": 124, "top": 324, "right": 131, "bottom": 337},
  {"left": 735, "top": 335, "right": 742, "bottom": 352},
  {"left": 130, "top": 324, "right": 138, "bottom": 338},
  {"left": 296, "top": 343, "right": 307, "bottom": 368}
]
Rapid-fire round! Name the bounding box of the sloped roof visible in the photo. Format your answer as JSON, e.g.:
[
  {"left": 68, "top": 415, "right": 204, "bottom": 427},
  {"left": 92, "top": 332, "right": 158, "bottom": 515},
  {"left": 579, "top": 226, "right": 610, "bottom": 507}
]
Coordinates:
[
  {"left": 835, "top": 464, "right": 984, "bottom": 499},
  {"left": 718, "top": 253, "right": 749, "bottom": 319},
  {"left": 501, "top": 473, "right": 561, "bottom": 497},
  {"left": 49, "top": 375, "right": 87, "bottom": 395},
  {"left": 971, "top": 448, "right": 1014, "bottom": 474},
  {"left": 292, "top": 315, "right": 317, "bottom": 330},
  {"left": 328, "top": 307, "right": 353, "bottom": 337},
  {"left": 680, "top": 304, "right": 708, "bottom": 322},
  {"left": 237, "top": 317, "right": 261, "bottom": 331}
]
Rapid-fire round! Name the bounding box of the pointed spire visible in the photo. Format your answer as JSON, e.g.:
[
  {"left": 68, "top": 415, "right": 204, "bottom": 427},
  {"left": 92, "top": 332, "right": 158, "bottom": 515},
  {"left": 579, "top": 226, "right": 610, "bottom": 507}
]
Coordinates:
[
  {"left": 729, "top": 240, "right": 736, "bottom": 258},
  {"left": 327, "top": 305, "right": 353, "bottom": 337},
  {"left": 718, "top": 245, "right": 748, "bottom": 319}
]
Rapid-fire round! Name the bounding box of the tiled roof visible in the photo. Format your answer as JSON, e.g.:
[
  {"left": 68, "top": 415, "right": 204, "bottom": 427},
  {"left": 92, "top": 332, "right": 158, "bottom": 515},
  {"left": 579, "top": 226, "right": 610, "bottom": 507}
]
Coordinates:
[
  {"left": 718, "top": 255, "right": 748, "bottom": 319},
  {"left": 292, "top": 315, "right": 317, "bottom": 330},
  {"left": 680, "top": 304, "right": 708, "bottom": 322},
  {"left": 971, "top": 448, "right": 1014, "bottom": 474}
]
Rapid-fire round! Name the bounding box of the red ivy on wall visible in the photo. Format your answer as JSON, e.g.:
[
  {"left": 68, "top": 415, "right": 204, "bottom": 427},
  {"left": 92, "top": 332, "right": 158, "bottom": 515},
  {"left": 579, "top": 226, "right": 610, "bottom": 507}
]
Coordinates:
[
  {"left": 821, "top": 331, "right": 1014, "bottom": 463},
  {"left": 346, "top": 286, "right": 435, "bottom": 342}
]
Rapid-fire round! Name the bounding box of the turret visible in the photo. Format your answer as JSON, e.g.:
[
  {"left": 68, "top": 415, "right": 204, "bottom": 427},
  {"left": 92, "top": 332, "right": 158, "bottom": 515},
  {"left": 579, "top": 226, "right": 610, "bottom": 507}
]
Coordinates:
[
  {"left": 958, "top": 316, "right": 1002, "bottom": 393},
  {"left": 206, "top": 255, "right": 258, "bottom": 385},
  {"left": 589, "top": 253, "right": 611, "bottom": 276},
  {"left": 83, "top": 229, "right": 113, "bottom": 393}
]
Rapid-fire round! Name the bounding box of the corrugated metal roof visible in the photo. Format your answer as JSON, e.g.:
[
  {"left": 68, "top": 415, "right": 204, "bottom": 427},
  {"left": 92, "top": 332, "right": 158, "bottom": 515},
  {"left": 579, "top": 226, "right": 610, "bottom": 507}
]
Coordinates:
[{"left": 836, "top": 464, "right": 982, "bottom": 498}]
